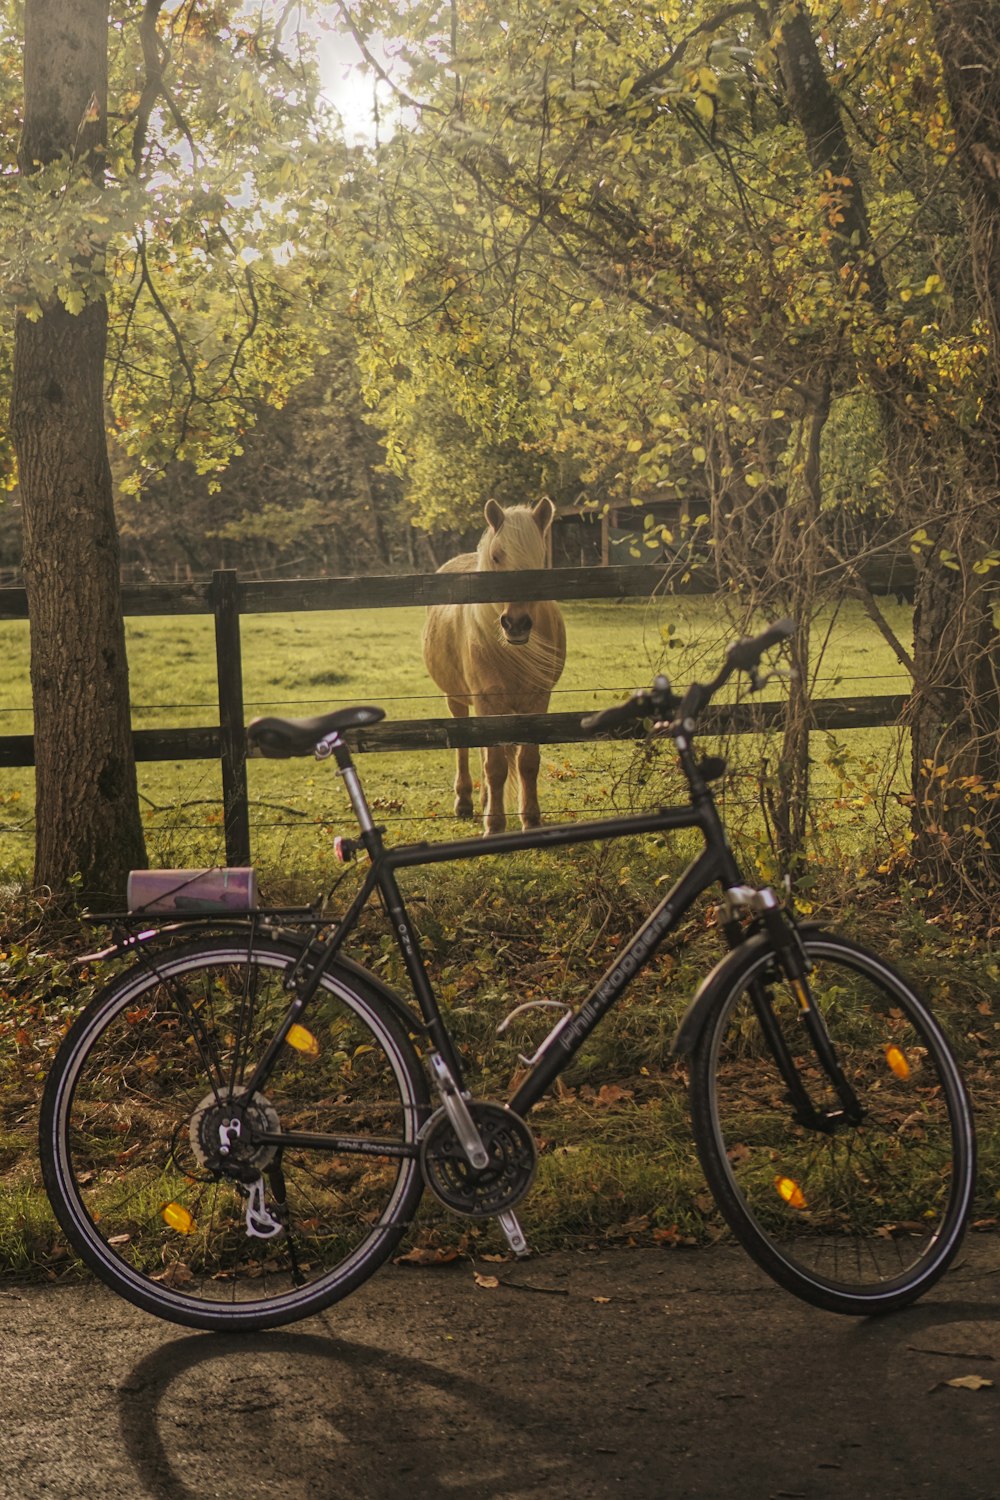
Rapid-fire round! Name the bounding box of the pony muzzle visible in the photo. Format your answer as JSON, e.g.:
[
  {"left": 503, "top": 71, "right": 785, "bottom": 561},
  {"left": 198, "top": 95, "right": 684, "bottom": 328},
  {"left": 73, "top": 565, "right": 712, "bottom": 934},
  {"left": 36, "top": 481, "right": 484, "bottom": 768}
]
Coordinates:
[{"left": 500, "top": 611, "right": 533, "bottom": 644}]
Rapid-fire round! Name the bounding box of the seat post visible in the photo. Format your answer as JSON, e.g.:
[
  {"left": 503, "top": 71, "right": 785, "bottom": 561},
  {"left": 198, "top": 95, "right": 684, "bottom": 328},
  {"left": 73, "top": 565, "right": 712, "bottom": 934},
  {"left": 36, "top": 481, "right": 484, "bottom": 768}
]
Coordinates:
[{"left": 319, "top": 734, "right": 377, "bottom": 835}]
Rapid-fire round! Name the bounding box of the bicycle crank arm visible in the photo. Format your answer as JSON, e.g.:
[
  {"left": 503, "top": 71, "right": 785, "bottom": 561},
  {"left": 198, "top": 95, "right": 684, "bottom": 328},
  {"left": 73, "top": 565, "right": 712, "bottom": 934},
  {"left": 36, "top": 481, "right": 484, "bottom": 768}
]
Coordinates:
[{"left": 429, "top": 1053, "right": 490, "bottom": 1169}]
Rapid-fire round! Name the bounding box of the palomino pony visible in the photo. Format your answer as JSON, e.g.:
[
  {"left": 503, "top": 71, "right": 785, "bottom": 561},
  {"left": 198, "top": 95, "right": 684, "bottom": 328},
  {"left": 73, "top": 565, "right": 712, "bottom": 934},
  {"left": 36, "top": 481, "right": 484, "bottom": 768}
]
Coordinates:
[{"left": 423, "top": 498, "right": 567, "bottom": 834}]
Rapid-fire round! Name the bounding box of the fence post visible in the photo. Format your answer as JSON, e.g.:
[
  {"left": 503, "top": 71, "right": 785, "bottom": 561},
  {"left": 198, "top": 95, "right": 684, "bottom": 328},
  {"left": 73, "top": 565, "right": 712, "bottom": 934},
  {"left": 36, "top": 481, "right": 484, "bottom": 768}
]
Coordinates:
[{"left": 211, "top": 568, "right": 251, "bottom": 867}]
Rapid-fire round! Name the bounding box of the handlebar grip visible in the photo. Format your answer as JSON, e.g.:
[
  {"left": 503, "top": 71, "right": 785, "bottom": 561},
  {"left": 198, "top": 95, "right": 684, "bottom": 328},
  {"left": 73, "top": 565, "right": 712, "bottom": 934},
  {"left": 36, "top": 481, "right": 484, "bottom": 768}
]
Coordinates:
[
  {"left": 726, "top": 618, "right": 795, "bottom": 672},
  {"left": 580, "top": 696, "right": 646, "bottom": 735}
]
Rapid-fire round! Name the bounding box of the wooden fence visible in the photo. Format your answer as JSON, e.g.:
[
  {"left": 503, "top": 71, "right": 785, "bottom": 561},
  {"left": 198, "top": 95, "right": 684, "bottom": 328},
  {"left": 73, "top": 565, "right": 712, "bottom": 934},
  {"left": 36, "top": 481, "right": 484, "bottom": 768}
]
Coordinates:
[{"left": 0, "top": 558, "right": 914, "bottom": 864}]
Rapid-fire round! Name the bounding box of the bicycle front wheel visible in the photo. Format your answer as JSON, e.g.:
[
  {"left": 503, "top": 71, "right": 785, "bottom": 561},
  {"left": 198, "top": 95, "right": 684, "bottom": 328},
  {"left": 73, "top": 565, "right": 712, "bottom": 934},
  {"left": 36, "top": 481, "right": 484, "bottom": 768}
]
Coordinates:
[
  {"left": 688, "top": 932, "right": 974, "bottom": 1315},
  {"left": 40, "top": 935, "right": 429, "bottom": 1331}
]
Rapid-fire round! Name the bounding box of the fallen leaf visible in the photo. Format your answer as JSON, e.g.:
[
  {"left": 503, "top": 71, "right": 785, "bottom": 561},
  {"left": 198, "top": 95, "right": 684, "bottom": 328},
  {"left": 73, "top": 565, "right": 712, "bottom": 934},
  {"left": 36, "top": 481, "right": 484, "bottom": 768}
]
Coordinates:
[
  {"left": 581, "top": 1083, "right": 634, "bottom": 1108},
  {"left": 944, "top": 1375, "right": 994, "bottom": 1391},
  {"left": 620, "top": 1215, "right": 650, "bottom": 1236},
  {"left": 652, "top": 1225, "right": 698, "bottom": 1247},
  {"left": 394, "top": 1245, "right": 460, "bottom": 1267},
  {"left": 474, "top": 1273, "right": 500, "bottom": 1289},
  {"left": 151, "top": 1261, "right": 193, "bottom": 1286},
  {"left": 592, "top": 1295, "right": 612, "bottom": 1304}
]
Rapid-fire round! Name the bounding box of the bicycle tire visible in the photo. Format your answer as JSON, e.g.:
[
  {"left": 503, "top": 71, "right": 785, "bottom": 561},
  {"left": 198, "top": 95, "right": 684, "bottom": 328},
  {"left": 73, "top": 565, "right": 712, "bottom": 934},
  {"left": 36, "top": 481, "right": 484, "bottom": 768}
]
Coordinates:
[
  {"left": 688, "top": 931, "right": 975, "bottom": 1316},
  {"left": 40, "top": 934, "right": 429, "bottom": 1331}
]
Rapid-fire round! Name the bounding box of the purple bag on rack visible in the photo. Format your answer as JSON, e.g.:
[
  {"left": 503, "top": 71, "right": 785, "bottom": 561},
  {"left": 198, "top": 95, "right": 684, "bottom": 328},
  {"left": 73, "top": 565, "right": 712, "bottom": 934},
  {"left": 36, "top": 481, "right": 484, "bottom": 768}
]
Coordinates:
[{"left": 126, "top": 868, "right": 258, "bottom": 914}]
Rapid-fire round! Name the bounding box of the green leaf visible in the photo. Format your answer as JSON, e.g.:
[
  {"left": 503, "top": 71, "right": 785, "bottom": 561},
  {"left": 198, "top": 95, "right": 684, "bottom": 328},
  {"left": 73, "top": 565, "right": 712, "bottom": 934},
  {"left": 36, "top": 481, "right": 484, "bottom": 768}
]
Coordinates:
[{"left": 59, "top": 286, "right": 86, "bottom": 315}]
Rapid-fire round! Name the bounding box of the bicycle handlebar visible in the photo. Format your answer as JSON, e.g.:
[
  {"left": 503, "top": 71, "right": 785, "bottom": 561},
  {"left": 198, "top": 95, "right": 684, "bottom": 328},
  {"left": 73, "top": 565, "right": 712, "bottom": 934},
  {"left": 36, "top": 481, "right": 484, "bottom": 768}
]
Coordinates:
[
  {"left": 725, "top": 618, "right": 795, "bottom": 673},
  {"left": 580, "top": 619, "right": 795, "bottom": 736},
  {"left": 579, "top": 695, "right": 654, "bottom": 735}
]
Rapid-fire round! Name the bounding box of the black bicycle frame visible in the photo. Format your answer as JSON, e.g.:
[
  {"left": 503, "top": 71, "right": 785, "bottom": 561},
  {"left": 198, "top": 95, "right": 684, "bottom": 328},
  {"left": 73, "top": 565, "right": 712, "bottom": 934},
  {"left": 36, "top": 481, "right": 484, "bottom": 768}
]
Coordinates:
[{"left": 243, "top": 788, "right": 745, "bottom": 1124}]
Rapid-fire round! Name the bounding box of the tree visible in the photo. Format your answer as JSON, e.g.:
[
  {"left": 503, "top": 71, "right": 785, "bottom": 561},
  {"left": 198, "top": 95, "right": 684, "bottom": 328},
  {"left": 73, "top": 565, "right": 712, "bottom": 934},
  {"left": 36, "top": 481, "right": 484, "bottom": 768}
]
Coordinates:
[
  {"left": 118, "top": 342, "right": 420, "bottom": 580},
  {"left": 10, "top": 0, "right": 145, "bottom": 902},
  {"left": 3, "top": 0, "right": 361, "bottom": 898},
  {"left": 760, "top": 0, "right": 1000, "bottom": 901},
  {"left": 921, "top": 0, "right": 1000, "bottom": 898}
]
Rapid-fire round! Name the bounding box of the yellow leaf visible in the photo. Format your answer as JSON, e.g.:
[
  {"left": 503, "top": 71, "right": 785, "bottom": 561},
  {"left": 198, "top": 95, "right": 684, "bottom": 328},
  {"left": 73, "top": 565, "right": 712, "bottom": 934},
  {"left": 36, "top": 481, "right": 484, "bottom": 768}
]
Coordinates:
[
  {"left": 694, "top": 92, "right": 715, "bottom": 123},
  {"left": 474, "top": 1272, "right": 500, "bottom": 1289},
  {"left": 944, "top": 1375, "right": 993, "bottom": 1391}
]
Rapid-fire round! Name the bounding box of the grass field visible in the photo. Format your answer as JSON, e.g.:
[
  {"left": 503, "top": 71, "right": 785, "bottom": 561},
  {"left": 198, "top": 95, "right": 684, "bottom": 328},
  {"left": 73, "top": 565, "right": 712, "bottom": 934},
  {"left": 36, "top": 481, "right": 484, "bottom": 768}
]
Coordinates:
[{"left": 0, "top": 593, "right": 914, "bottom": 883}]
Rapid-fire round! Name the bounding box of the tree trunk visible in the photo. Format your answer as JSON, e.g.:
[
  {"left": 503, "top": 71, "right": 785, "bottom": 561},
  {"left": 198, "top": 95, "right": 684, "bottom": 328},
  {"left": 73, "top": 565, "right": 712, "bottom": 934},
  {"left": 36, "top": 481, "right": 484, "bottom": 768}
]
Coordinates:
[
  {"left": 908, "top": 1, "right": 1000, "bottom": 902},
  {"left": 11, "top": 0, "right": 145, "bottom": 903},
  {"left": 932, "top": 1, "right": 1000, "bottom": 399}
]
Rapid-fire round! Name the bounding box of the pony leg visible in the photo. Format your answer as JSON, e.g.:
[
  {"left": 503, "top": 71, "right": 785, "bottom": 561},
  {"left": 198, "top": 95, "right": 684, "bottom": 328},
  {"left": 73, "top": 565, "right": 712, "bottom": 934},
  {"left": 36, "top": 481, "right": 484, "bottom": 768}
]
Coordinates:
[
  {"left": 454, "top": 748, "right": 474, "bottom": 818},
  {"left": 446, "top": 697, "right": 474, "bottom": 818},
  {"left": 515, "top": 742, "right": 542, "bottom": 829},
  {"left": 482, "top": 743, "right": 509, "bottom": 834}
]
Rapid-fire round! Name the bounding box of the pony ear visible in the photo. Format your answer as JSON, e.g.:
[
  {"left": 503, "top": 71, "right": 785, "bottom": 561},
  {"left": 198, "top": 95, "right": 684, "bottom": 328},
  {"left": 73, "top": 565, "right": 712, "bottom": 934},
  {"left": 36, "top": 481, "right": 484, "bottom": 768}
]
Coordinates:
[
  {"left": 484, "top": 499, "right": 506, "bottom": 533},
  {"left": 532, "top": 496, "right": 556, "bottom": 534}
]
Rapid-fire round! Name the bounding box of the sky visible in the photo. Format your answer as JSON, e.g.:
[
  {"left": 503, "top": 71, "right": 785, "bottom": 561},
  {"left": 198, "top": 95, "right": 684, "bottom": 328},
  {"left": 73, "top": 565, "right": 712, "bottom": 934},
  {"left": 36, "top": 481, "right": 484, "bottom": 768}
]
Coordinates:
[{"left": 311, "top": 22, "right": 394, "bottom": 141}]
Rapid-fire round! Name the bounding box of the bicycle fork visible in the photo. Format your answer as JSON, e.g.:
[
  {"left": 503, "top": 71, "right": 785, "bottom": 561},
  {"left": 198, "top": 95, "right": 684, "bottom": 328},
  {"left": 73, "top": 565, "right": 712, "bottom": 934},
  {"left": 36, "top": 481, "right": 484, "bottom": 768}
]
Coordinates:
[{"left": 725, "top": 889, "right": 864, "bottom": 1132}]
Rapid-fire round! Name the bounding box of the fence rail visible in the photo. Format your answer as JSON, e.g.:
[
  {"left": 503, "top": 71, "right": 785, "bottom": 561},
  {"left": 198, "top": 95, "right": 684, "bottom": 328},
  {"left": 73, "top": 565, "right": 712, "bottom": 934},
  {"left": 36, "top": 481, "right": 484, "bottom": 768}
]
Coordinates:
[{"left": 0, "top": 560, "right": 912, "bottom": 864}]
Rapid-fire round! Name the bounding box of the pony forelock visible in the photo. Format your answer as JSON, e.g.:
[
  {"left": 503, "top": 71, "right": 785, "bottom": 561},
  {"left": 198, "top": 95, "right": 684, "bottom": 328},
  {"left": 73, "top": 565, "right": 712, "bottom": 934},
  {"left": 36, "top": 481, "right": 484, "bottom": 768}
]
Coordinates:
[{"left": 477, "top": 504, "right": 549, "bottom": 572}]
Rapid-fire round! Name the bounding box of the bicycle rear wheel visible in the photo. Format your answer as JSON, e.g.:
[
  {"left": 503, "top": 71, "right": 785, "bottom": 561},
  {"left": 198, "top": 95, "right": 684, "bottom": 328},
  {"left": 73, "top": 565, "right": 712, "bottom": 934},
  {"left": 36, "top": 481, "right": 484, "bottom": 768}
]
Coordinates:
[
  {"left": 40, "top": 935, "right": 429, "bottom": 1331},
  {"left": 688, "top": 932, "right": 974, "bottom": 1315}
]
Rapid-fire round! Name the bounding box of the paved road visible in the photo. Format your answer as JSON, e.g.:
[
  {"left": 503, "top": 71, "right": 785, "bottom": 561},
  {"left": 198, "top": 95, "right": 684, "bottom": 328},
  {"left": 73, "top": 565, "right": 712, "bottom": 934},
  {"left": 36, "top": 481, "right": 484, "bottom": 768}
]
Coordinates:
[{"left": 1, "top": 1239, "right": 997, "bottom": 1500}]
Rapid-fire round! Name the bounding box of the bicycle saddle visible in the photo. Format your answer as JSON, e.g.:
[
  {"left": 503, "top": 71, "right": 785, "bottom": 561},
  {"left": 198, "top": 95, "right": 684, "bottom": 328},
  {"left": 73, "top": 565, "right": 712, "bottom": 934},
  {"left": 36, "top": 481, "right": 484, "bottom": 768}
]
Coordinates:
[{"left": 247, "top": 706, "right": 385, "bottom": 757}]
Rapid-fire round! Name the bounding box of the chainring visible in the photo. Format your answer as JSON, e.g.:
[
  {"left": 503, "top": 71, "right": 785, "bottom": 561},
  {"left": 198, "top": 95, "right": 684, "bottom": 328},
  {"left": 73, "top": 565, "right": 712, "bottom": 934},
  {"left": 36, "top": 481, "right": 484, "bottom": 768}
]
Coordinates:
[{"left": 420, "top": 1101, "right": 537, "bottom": 1218}]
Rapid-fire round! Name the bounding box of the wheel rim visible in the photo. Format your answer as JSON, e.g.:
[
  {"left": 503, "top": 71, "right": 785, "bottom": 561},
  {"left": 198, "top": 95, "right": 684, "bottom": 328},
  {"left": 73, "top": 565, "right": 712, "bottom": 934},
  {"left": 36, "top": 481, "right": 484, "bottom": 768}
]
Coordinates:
[
  {"left": 50, "top": 946, "right": 423, "bottom": 1318},
  {"left": 704, "top": 944, "right": 970, "bottom": 1301}
]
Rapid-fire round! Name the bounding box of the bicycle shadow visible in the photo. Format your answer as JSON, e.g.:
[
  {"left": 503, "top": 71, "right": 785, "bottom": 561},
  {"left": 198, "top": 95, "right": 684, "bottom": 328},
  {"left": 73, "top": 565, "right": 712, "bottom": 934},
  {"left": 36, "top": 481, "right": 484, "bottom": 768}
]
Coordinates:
[
  {"left": 113, "top": 1251, "right": 1000, "bottom": 1500},
  {"left": 116, "top": 1316, "right": 570, "bottom": 1500}
]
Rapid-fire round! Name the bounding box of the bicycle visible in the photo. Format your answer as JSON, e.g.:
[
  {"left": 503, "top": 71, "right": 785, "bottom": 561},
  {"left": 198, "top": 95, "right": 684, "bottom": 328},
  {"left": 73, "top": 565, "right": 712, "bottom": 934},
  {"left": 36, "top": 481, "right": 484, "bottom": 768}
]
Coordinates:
[{"left": 39, "top": 621, "right": 975, "bottom": 1331}]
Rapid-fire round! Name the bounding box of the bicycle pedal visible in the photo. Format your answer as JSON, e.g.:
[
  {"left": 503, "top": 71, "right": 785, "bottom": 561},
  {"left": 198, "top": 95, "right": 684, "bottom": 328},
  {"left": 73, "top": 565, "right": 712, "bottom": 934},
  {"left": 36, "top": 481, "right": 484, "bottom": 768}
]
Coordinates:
[{"left": 497, "top": 1210, "right": 531, "bottom": 1258}]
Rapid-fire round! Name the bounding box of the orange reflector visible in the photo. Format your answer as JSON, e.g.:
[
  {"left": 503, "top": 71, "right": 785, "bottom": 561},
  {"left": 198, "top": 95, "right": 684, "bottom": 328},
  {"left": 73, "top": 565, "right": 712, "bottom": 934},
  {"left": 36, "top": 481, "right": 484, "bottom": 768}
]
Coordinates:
[
  {"left": 287, "top": 1023, "right": 320, "bottom": 1057},
  {"left": 162, "top": 1202, "right": 196, "bottom": 1234},
  {"left": 885, "top": 1044, "right": 910, "bottom": 1080},
  {"left": 774, "top": 1175, "right": 807, "bottom": 1210}
]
